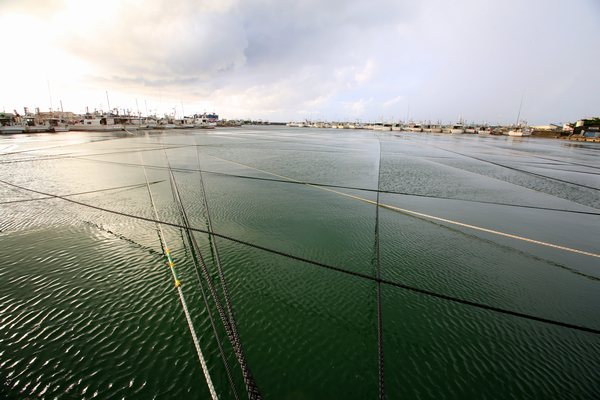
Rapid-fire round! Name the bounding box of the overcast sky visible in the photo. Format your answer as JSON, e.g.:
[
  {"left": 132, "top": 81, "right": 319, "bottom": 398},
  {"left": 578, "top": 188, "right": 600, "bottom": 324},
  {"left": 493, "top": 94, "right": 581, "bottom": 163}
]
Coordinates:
[{"left": 1, "top": 0, "right": 598, "bottom": 123}]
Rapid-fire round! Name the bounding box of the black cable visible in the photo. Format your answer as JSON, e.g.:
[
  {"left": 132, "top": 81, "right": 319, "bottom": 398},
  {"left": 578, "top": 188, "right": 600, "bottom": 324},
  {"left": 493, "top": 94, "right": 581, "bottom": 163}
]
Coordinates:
[
  {"left": 0, "top": 180, "right": 163, "bottom": 205},
  {"left": 0, "top": 145, "right": 190, "bottom": 165},
  {"left": 164, "top": 155, "right": 241, "bottom": 400},
  {"left": 2, "top": 178, "right": 599, "bottom": 336},
  {"left": 374, "top": 136, "right": 385, "bottom": 400},
  {"left": 73, "top": 156, "right": 600, "bottom": 216},
  {"left": 193, "top": 147, "right": 262, "bottom": 400},
  {"left": 435, "top": 146, "right": 600, "bottom": 192}
]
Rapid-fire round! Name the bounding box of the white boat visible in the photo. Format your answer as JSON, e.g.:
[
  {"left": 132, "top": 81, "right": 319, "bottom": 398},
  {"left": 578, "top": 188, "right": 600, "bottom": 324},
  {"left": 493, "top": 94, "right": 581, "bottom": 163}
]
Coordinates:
[
  {"left": 0, "top": 125, "right": 25, "bottom": 134},
  {"left": 448, "top": 124, "right": 465, "bottom": 134},
  {"left": 507, "top": 96, "right": 530, "bottom": 136},
  {"left": 406, "top": 123, "right": 423, "bottom": 132},
  {"left": 48, "top": 118, "right": 69, "bottom": 132},
  {"left": 477, "top": 127, "right": 492, "bottom": 136},
  {"left": 72, "top": 114, "right": 124, "bottom": 131},
  {"left": 23, "top": 116, "right": 49, "bottom": 133},
  {"left": 508, "top": 127, "right": 531, "bottom": 137}
]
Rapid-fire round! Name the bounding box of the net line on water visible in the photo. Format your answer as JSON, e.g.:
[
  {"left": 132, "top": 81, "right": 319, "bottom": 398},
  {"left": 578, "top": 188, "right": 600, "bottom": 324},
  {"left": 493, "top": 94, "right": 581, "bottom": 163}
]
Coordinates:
[
  {"left": 373, "top": 135, "right": 385, "bottom": 400},
  {"left": 0, "top": 144, "right": 191, "bottom": 165},
  {"left": 139, "top": 153, "right": 219, "bottom": 400},
  {"left": 1, "top": 178, "right": 599, "bottom": 336},
  {"left": 0, "top": 180, "right": 164, "bottom": 205},
  {"left": 3, "top": 135, "right": 598, "bottom": 214},
  {"left": 163, "top": 148, "right": 261, "bottom": 400},
  {"left": 433, "top": 146, "right": 600, "bottom": 192},
  {"left": 71, "top": 156, "right": 600, "bottom": 216},
  {"left": 199, "top": 152, "right": 600, "bottom": 260},
  {"left": 192, "top": 146, "right": 262, "bottom": 400},
  {"left": 164, "top": 153, "right": 241, "bottom": 400}
]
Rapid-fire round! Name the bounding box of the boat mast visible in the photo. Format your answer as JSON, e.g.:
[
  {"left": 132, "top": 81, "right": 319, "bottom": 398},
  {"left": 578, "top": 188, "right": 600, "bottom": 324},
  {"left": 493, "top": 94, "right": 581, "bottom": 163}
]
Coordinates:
[
  {"left": 105, "top": 90, "right": 111, "bottom": 114},
  {"left": 515, "top": 95, "right": 524, "bottom": 126}
]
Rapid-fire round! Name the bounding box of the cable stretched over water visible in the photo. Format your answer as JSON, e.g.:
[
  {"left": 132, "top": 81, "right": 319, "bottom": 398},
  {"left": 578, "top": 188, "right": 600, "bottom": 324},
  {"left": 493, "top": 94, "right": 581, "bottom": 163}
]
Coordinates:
[
  {"left": 72, "top": 155, "right": 600, "bottom": 216},
  {"left": 0, "top": 145, "right": 190, "bottom": 165},
  {"left": 201, "top": 152, "right": 600, "bottom": 259},
  {"left": 163, "top": 151, "right": 241, "bottom": 400},
  {"left": 0, "top": 180, "right": 164, "bottom": 205},
  {"left": 164, "top": 149, "right": 261, "bottom": 400},
  {"left": 192, "top": 147, "right": 263, "bottom": 400},
  {"left": 139, "top": 154, "right": 218, "bottom": 400},
  {"left": 2, "top": 178, "right": 598, "bottom": 336},
  {"left": 373, "top": 136, "right": 385, "bottom": 400},
  {"left": 434, "top": 146, "right": 600, "bottom": 192}
]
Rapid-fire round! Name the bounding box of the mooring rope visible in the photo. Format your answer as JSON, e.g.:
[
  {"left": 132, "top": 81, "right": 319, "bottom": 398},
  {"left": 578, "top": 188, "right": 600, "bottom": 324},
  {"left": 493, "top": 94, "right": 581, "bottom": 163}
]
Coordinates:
[
  {"left": 139, "top": 154, "right": 218, "bottom": 400},
  {"left": 1, "top": 177, "right": 598, "bottom": 335}
]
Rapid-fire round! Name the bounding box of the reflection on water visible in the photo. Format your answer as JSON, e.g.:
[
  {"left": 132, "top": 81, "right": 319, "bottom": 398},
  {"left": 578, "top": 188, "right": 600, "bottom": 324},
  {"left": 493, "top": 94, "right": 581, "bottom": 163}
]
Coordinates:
[{"left": 1, "top": 128, "right": 599, "bottom": 399}]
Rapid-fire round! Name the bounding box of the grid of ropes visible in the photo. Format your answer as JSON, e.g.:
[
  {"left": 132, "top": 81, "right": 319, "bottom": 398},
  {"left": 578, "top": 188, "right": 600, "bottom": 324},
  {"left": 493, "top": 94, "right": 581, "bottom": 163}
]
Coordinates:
[{"left": 2, "top": 132, "right": 600, "bottom": 399}]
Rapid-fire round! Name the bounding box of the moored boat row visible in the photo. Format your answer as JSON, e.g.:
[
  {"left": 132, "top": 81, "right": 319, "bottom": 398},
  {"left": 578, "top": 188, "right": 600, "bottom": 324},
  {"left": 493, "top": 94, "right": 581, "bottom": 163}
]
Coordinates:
[{"left": 0, "top": 109, "right": 221, "bottom": 134}]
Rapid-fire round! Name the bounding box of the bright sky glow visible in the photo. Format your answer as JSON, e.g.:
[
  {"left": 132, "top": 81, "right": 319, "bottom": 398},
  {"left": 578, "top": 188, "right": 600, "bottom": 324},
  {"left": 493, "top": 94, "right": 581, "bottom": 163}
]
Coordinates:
[{"left": 0, "top": 0, "right": 598, "bottom": 123}]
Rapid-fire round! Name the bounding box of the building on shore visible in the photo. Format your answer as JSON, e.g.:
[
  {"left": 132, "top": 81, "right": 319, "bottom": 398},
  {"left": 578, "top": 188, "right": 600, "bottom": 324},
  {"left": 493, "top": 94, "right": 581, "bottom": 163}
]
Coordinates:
[{"left": 571, "top": 118, "right": 600, "bottom": 138}]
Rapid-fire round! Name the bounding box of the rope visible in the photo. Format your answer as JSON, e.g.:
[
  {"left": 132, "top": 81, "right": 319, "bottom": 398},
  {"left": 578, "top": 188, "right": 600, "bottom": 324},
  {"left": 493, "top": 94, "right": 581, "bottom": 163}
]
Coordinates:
[
  {"left": 194, "top": 147, "right": 262, "bottom": 400},
  {"left": 163, "top": 150, "right": 255, "bottom": 399},
  {"left": 374, "top": 136, "right": 385, "bottom": 400},
  {"left": 201, "top": 153, "right": 600, "bottom": 259},
  {"left": 164, "top": 154, "right": 240, "bottom": 400},
  {"left": 139, "top": 154, "right": 218, "bottom": 400},
  {"left": 1, "top": 178, "right": 599, "bottom": 335},
  {"left": 0, "top": 180, "right": 163, "bottom": 205},
  {"left": 0, "top": 145, "right": 189, "bottom": 165},
  {"left": 72, "top": 155, "right": 600, "bottom": 216},
  {"left": 435, "top": 146, "right": 600, "bottom": 192}
]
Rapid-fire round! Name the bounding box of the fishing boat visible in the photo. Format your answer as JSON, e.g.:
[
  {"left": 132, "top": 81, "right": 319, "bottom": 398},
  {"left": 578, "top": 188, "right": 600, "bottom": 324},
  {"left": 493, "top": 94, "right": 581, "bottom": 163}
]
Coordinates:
[
  {"left": 23, "top": 115, "right": 49, "bottom": 133},
  {"left": 0, "top": 113, "right": 24, "bottom": 134},
  {"left": 48, "top": 117, "right": 69, "bottom": 132},
  {"left": 448, "top": 123, "right": 465, "bottom": 134},
  {"left": 72, "top": 113, "right": 125, "bottom": 131},
  {"left": 507, "top": 96, "right": 530, "bottom": 136},
  {"left": 508, "top": 126, "right": 531, "bottom": 136},
  {"left": 406, "top": 123, "right": 423, "bottom": 132},
  {"left": 0, "top": 125, "right": 24, "bottom": 134}
]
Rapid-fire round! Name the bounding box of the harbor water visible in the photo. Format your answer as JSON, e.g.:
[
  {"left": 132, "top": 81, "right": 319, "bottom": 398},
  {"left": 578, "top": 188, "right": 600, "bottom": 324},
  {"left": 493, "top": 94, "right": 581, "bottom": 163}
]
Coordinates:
[{"left": 1, "top": 127, "right": 599, "bottom": 399}]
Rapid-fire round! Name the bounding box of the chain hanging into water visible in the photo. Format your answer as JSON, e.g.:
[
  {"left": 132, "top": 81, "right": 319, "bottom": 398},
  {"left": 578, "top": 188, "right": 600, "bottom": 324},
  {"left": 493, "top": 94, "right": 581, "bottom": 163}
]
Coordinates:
[
  {"left": 194, "top": 147, "right": 263, "bottom": 400},
  {"left": 139, "top": 153, "right": 219, "bottom": 400},
  {"left": 163, "top": 149, "right": 261, "bottom": 400}
]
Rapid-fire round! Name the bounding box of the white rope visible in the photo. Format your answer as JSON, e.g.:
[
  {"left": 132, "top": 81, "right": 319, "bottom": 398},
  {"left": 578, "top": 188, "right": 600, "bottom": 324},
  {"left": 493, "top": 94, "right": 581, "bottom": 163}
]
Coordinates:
[
  {"left": 204, "top": 153, "right": 600, "bottom": 259},
  {"left": 140, "top": 153, "right": 219, "bottom": 400}
]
